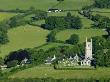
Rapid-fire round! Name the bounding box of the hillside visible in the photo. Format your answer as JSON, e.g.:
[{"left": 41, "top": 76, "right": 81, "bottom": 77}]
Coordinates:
[
  {"left": 0, "top": 0, "right": 110, "bottom": 81},
  {"left": 0, "top": 0, "right": 93, "bottom": 10},
  {"left": 0, "top": 25, "right": 49, "bottom": 57}
]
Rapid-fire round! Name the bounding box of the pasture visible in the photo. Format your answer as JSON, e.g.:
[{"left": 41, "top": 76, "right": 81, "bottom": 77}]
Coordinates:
[
  {"left": 56, "top": 29, "right": 107, "bottom": 43},
  {"left": 0, "top": 25, "right": 49, "bottom": 57},
  {"left": 0, "top": 0, "right": 93, "bottom": 10},
  {"left": 0, "top": 12, "right": 16, "bottom": 21},
  {"left": 9, "top": 66, "right": 110, "bottom": 79}
]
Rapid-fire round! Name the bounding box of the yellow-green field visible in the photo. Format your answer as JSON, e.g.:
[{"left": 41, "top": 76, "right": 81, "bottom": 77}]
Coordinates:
[
  {"left": 56, "top": 29, "right": 107, "bottom": 43},
  {"left": 9, "top": 66, "right": 110, "bottom": 79},
  {"left": 0, "top": 12, "right": 16, "bottom": 21},
  {"left": 0, "top": 25, "right": 49, "bottom": 57}
]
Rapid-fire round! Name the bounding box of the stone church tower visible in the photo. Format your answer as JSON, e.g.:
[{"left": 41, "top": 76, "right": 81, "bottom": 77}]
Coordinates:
[
  {"left": 85, "top": 38, "right": 92, "bottom": 60},
  {"left": 81, "top": 38, "right": 93, "bottom": 66}
]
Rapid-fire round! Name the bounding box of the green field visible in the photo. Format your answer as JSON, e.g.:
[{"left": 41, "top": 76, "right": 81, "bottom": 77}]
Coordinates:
[
  {"left": 92, "top": 8, "right": 110, "bottom": 18},
  {"left": 0, "top": 25, "right": 49, "bottom": 57},
  {"left": 35, "top": 11, "right": 93, "bottom": 29},
  {"left": 37, "top": 43, "right": 73, "bottom": 51},
  {"left": 56, "top": 29, "right": 107, "bottom": 43},
  {"left": 9, "top": 66, "right": 110, "bottom": 79},
  {"left": 0, "top": 12, "right": 16, "bottom": 21},
  {"left": 0, "top": 0, "right": 92, "bottom": 10}
]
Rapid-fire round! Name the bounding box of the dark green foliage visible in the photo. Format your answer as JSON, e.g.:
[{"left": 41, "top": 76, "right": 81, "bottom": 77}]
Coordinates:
[
  {"left": 66, "top": 34, "right": 79, "bottom": 45},
  {"left": 45, "top": 16, "right": 67, "bottom": 30},
  {"left": 47, "top": 30, "right": 56, "bottom": 42},
  {"left": 29, "top": 49, "right": 46, "bottom": 65},
  {"left": 92, "top": 36, "right": 106, "bottom": 53},
  {"left": 5, "top": 49, "right": 30, "bottom": 66},
  {"left": 45, "top": 13, "right": 82, "bottom": 30},
  {"left": 0, "top": 31, "right": 9, "bottom": 44},
  {"left": 94, "top": 0, "right": 110, "bottom": 8},
  {"left": 95, "top": 49, "right": 110, "bottom": 67},
  {"left": 8, "top": 15, "right": 27, "bottom": 28},
  {"left": 92, "top": 36, "right": 110, "bottom": 67},
  {"left": 105, "top": 39, "right": 110, "bottom": 49}
]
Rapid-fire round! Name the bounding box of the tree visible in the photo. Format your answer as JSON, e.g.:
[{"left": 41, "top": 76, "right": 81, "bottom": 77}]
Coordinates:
[
  {"left": 95, "top": 49, "right": 110, "bottom": 67},
  {"left": 47, "top": 31, "right": 56, "bottom": 42},
  {"left": 5, "top": 49, "right": 30, "bottom": 64},
  {"left": 70, "top": 16, "right": 82, "bottom": 29},
  {"left": 66, "top": 34, "right": 79, "bottom": 45},
  {"left": 45, "top": 16, "right": 66, "bottom": 30},
  {"left": 92, "top": 36, "right": 106, "bottom": 53},
  {"left": 30, "top": 49, "right": 45, "bottom": 65},
  {"left": 0, "top": 31, "right": 9, "bottom": 44},
  {"left": 65, "top": 13, "right": 82, "bottom": 29},
  {"left": 95, "top": 50, "right": 105, "bottom": 66},
  {"left": 94, "top": 0, "right": 110, "bottom": 8},
  {"left": 45, "top": 14, "right": 82, "bottom": 30},
  {"left": 104, "top": 50, "right": 110, "bottom": 67}
]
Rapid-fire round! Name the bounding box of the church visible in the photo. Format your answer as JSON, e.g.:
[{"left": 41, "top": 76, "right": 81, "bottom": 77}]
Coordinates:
[{"left": 45, "top": 38, "right": 93, "bottom": 66}]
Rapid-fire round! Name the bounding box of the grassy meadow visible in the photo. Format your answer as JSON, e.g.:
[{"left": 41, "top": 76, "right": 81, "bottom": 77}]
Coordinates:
[
  {"left": 56, "top": 29, "right": 107, "bottom": 43},
  {"left": 0, "top": 25, "right": 49, "bottom": 57},
  {"left": 0, "top": 0, "right": 93, "bottom": 10},
  {"left": 9, "top": 66, "right": 110, "bottom": 79},
  {"left": 0, "top": 12, "right": 16, "bottom": 21}
]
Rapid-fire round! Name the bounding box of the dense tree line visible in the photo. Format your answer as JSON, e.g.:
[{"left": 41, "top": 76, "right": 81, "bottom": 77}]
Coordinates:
[
  {"left": 94, "top": 0, "right": 110, "bottom": 8},
  {"left": 44, "top": 12, "right": 82, "bottom": 30}
]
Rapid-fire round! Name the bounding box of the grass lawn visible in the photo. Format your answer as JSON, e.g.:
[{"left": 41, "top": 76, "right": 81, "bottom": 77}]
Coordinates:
[
  {"left": 0, "top": 25, "right": 49, "bottom": 57},
  {"left": 0, "top": 12, "right": 16, "bottom": 21},
  {"left": 56, "top": 29, "right": 107, "bottom": 43},
  {"left": 9, "top": 66, "right": 110, "bottom": 79},
  {"left": 0, "top": 0, "right": 92, "bottom": 10},
  {"left": 92, "top": 8, "right": 110, "bottom": 18}
]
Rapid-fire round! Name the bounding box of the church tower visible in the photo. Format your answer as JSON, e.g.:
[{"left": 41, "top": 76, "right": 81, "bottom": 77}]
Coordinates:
[{"left": 85, "top": 38, "right": 92, "bottom": 60}]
